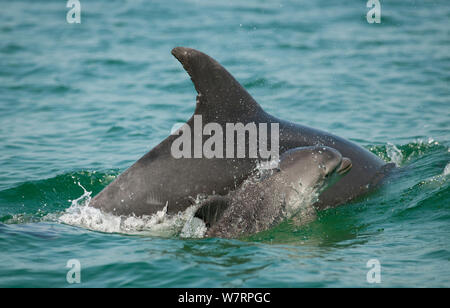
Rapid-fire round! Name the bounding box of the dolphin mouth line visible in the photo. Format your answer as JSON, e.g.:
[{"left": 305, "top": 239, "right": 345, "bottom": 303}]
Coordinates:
[{"left": 336, "top": 157, "right": 352, "bottom": 175}]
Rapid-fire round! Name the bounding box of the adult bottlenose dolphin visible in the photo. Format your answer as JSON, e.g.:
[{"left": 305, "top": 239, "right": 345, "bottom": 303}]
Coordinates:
[
  {"left": 90, "top": 47, "right": 393, "bottom": 216},
  {"left": 195, "top": 146, "right": 352, "bottom": 238}
]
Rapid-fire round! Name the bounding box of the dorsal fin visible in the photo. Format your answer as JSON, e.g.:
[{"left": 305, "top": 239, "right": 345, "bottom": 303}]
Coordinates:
[{"left": 171, "top": 47, "right": 265, "bottom": 121}]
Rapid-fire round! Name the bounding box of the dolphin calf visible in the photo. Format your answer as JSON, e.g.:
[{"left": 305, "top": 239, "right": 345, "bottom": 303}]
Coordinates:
[
  {"left": 195, "top": 146, "right": 352, "bottom": 238},
  {"left": 90, "top": 47, "right": 393, "bottom": 216}
]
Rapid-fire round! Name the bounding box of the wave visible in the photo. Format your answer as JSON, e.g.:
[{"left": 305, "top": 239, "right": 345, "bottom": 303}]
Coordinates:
[
  {"left": 0, "top": 139, "right": 447, "bottom": 237},
  {"left": 0, "top": 170, "right": 119, "bottom": 224},
  {"left": 369, "top": 137, "right": 448, "bottom": 166},
  {"left": 58, "top": 165, "right": 320, "bottom": 238}
]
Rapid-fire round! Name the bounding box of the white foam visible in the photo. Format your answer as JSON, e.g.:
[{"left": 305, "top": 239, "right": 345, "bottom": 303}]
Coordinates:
[
  {"left": 386, "top": 142, "right": 403, "bottom": 166},
  {"left": 58, "top": 183, "right": 207, "bottom": 237}
]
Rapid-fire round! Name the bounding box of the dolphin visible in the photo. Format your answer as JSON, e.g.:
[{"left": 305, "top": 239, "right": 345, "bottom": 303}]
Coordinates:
[
  {"left": 194, "top": 146, "right": 352, "bottom": 238},
  {"left": 90, "top": 47, "right": 394, "bottom": 216}
]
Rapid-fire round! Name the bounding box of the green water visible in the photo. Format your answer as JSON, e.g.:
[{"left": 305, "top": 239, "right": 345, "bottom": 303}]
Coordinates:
[{"left": 0, "top": 0, "right": 449, "bottom": 287}]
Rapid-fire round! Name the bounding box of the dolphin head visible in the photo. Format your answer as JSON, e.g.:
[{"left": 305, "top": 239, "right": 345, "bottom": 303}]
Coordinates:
[{"left": 278, "top": 146, "right": 352, "bottom": 193}]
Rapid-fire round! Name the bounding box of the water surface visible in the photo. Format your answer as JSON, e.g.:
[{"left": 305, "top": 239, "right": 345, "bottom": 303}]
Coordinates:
[{"left": 0, "top": 0, "right": 449, "bottom": 287}]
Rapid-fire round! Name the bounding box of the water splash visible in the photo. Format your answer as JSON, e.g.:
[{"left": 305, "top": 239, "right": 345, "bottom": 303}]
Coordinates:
[
  {"left": 368, "top": 139, "right": 445, "bottom": 165},
  {"left": 285, "top": 183, "right": 319, "bottom": 224},
  {"left": 386, "top": 142, "right": 403, "bottom": 166},
  {"left": 444, "top": 163, "right": 450, "bottom": 177},
  {"left": 69, "top": 182, "right": 92, "bottom": 207},
  {"left": 58, "top": 184, "right": 207, "bottom": 237},
  {"left": 180, "top": 217, "right": 207, "bottom": 238}
]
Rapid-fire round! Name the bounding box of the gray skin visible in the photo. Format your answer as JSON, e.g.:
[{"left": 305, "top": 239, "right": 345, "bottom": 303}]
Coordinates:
[
  {"left": 195, "top": 146, "right": 352, "bottom": 238},
  {"left": 90, "top": 47, "right": 394, "bottom": 216}
]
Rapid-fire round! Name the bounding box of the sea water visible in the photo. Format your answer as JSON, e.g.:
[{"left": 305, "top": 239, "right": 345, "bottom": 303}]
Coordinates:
[{"left": 0, "top": 0, "right": 448, "bottom": 287}]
